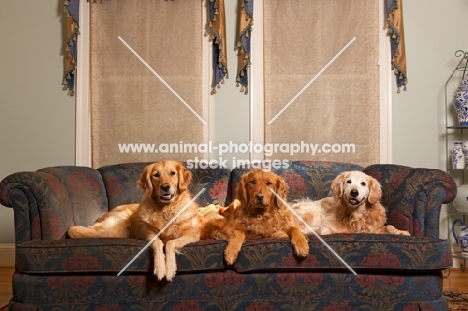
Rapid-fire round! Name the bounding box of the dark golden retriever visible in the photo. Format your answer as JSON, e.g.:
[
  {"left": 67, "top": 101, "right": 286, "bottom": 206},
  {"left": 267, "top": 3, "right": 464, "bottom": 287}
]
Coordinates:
[
  {"left": 202, "top": 169, "right": 309, "bottom": 265},
  {"left": 68, "top": 160, "right": 201, "bottom": 281},
  {"left": 292, "top": 171, "right": 410, "bottom": 236}
]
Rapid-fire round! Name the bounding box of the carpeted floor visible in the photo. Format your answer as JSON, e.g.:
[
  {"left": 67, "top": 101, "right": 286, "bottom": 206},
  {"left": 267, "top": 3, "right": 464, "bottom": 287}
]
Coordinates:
[{"left": 445, "top": 292, "right": 468, "bottom": 310}]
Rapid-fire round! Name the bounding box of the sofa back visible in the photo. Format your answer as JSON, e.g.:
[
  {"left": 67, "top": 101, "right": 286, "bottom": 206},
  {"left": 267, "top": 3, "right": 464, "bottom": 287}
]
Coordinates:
[{"left": 0, "top": 161, "right": 456, "bottom": 242}]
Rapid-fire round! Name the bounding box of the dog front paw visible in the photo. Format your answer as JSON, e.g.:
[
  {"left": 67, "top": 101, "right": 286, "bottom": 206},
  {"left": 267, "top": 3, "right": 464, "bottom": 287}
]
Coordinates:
[
  {"left": 224, "top": 248, "right": 239, "bottom": 265},
  {"left": 154, "top": 258, "right": 166, "bottom": 281},
  {"left": 165, "top": 260, "right": 177, "bottom": 282},
  {"left": 294, "top": 245, "right": 309, "bottom": 257},
  {"left": 292, "top": 236, "right": 309, "bottom": 257}
]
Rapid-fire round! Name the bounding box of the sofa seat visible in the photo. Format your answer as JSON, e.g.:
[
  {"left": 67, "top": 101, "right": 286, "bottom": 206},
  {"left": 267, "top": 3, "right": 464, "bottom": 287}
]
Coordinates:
[{"left": 15, "top": 235, "right": 451, "bottom": 274}]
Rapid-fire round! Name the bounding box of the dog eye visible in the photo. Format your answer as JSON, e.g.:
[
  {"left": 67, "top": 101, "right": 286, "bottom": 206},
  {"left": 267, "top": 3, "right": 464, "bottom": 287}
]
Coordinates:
[
  {"left": 170, "top": 171, "right": 176, "bottom": 176},
  {"left": 249, "top": 180, "right": 256, "bottom": 185},
  {"left": 266, "top": 181, "right": 273, "bottom": 186},
  {"left": 153, "top": 172, "right": 160, "bottom": 178},
  {"left": 346, "top": 179, "right": 352, "bottom": 184},
  {"left": 361, "top": 182, "right": 366, "bottom": 186}
]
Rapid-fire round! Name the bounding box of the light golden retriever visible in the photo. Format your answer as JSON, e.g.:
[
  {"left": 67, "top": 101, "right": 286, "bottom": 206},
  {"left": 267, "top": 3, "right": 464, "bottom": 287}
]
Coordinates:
[
  {"left": 68, "top": 160, "right": 202, "bottom": 281},
  {"left": 292, "top": 171, "right": 410, "bottom": 236},
  {"left": 202, "top": 169, "right": 309, "bottom": 265}
]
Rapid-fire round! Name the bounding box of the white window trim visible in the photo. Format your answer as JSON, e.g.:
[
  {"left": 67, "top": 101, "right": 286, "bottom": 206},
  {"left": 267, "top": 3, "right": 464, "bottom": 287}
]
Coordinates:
[
  {"left": 75, "top": 0, "right": 91, "bottom": 167},
  {"left": 75, "top": 0, "right": 392, "bottom": 167},
  {"left": 378, "top": 0, "right": 393, "bottom": 164}
]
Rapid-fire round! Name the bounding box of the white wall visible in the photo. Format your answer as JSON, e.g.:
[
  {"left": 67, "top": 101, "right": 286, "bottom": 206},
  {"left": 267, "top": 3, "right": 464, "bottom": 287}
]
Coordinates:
[
  {"left": 0, "top": 1, "right": 467, "bottom": 252},
  {"left": 0, "top": 1, "right": 75, "bottom": 246},
  {"left": 390, "top": 0, "right": 468, "bottom": 244}
]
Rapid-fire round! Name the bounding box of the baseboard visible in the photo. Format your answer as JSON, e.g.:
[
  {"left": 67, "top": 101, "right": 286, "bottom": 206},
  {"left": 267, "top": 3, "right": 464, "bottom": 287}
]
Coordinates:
[{"left": 0, "top": 244, "right": 15, "bottom": 266}]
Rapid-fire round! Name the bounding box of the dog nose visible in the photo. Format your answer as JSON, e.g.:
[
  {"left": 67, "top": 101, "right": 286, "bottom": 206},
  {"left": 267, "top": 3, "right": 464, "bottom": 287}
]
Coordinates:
[
  {"left": 160, "top": 183, "right": 171, "bottom": 192},
  {"left": 350, "top": 189, "right": 359, "bottom": 198},
  {"left": 255, "top": 193, "right": 264, "bottom": 202}
]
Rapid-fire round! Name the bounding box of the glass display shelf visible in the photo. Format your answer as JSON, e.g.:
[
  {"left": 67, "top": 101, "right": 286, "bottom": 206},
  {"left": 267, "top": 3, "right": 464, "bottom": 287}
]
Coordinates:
[{"left": 447, "top": 126, "right": 468, "bottom": 129}]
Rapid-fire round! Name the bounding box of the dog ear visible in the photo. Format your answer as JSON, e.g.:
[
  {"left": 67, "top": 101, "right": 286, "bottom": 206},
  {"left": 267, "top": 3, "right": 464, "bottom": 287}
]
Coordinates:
[
  {"left": 367, "top": 175, "right": 382, "bottom": 205},
  {"left": 236, "top": 172, "right": 249, "bottom": 205},
  {"left": 138, "top": 164, "right": 154, "bottom": 197},
  {"left": 331, "top": 172, "right": 346, "bottom": 198},
  {"left": 274, "top": 175, "right": 289, "bottom": 208},
  {"left": 177, "top": 163, "right": 192, "bottom": 192}
]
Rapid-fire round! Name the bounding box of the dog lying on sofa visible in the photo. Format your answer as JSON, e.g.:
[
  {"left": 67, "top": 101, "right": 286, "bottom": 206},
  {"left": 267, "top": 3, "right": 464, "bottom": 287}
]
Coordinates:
[
  {"left": 292, "top": 170, "right": 410, "bottom": 236},
  {"left": 201, "top": 168, "right": 309, "bottom": 265},
  {"left": 68, "top": 160, "right": 203, "bottom": 281}
]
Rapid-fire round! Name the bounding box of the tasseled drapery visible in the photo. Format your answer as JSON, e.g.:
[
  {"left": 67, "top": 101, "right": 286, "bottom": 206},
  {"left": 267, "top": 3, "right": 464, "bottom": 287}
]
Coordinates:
[
  {"left": 236, "top": 0, "right": 253, "bottom": 95},
  {"left": 386, "top": 0, "right": 407, "bottom": 93},
  {"left": 208, "top": 0, "right": 228, "bottom": 94},
  {"left": 63, "top": 0, "right": 80, "bottom": 96}
]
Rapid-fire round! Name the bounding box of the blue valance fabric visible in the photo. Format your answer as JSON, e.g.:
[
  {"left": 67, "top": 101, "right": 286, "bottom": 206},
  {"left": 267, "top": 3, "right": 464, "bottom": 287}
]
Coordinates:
[
  {"left": 236, "top": 0, "right": 253, "bottom": 95},
  {"left": 208, "top": 0, "right": 228, "bottom": 94},
  {"left": 386, "top": 0, "right": 407, "bottom": 92},
  {"left": 63, "top": 0, "right": 80, "bottom": 96}
]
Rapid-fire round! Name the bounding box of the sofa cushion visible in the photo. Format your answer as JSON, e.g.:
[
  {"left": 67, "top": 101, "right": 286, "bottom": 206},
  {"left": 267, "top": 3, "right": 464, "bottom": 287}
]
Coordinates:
[
  {"left": 15, "top": 239, "right": 228, "bottom": 274},
  {"left": 232, "top": 235, "right": 452, "bottom": 272},
  {"left": 15, "top": 235, "right": 451, "bottom": 275}
]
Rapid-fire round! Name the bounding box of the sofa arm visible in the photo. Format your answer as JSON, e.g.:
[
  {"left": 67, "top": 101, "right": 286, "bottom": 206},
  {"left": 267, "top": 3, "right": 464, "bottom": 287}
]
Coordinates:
[
  {"left": 363, "top": 164, "right": 456, "bottom": 238},
  {"left": 0, "top": 166, "right": 108, "bottom": 243}
]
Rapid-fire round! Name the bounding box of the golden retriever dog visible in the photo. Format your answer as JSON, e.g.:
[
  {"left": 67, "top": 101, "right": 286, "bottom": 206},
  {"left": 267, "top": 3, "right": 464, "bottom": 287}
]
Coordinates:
[
  {"left": 292, "top": 171, "right": 410, "bottom": 236},
  {"left": 68, "top": 160, "right": 202, "bottom": 281},
  {"left": 202, "top": 169, "right": 309, "bottom": 265}
]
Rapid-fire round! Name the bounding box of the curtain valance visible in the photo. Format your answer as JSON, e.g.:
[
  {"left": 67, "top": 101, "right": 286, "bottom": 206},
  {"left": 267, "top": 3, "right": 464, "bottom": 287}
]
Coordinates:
[{"left": 63, "top": 0, "right": 407, "bottom": 96}]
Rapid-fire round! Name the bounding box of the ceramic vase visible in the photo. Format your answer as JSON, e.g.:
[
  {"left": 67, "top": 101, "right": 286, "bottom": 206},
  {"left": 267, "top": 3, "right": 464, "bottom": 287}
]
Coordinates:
[
  {"left": 452, "top": 141, "right": 465, "bottom": 169},
  {"left": 453, "top": 219, "right": 468, "bottom": 253},
  {"left": 453, "top": 76, "right": 468, "bottom": 126},
  {"left": 454, "top": 184, "right": 468, "bottom": 213},
  {"left": 463, "top": 141, "right": 468, "bottom": 168}
]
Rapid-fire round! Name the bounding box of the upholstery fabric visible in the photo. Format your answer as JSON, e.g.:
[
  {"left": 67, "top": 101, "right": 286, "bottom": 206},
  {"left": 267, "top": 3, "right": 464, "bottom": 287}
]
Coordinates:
[
  {"left": 0, "top": 161, "right": 456, "bottom": 310},
  {"left": 10, "top": 271, "right": 446, "bottom": 310}
]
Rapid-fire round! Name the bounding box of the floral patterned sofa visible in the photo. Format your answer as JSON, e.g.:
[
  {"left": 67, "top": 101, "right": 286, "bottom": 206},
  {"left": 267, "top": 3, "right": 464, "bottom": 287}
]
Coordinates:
[{"left": 0, "top": 161, "right": 456, "bottom": 310}]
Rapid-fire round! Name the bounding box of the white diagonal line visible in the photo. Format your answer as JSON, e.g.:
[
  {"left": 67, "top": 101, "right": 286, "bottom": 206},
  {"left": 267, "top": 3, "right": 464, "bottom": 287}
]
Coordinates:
[
  {"left": 117, "top": 188, "right": 206, "bottom": 276},
  {"left": 268, "top": 188, "right": 357, "bottom": 275},
  {"left": 118, "top": 36, "right": 207, "bottom": 125},
  {"left": 268, "top": 37, "right": 356, "bottom": 125}
]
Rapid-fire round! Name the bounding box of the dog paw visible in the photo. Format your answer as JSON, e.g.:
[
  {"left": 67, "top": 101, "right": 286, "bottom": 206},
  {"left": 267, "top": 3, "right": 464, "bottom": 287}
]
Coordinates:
[
  {"left": 214, "top": 232, "right": 227, "bottom": 241},
  {"left": 165, "top": 268, "right": 176, "bottom": 282},
  {"left": 165, "top": 260, "right": 177, "bottom": 282},
  {"left": 154, "top": 259, "right": 166, "bottom": 281},
  {"left": 293, "top": 237, "right": 309, "bottom": 257},
  {"left": 224, "top": 249, "right": 239, "bottom": 265},
  {"left": 385, "top": 225, "right": 410, "bottom": 236}
]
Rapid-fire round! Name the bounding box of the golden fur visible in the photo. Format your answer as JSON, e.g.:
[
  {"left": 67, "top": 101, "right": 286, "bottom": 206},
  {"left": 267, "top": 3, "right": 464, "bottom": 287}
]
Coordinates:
[
  {"left": 292, "top": 171, "right": 410, "bottom": 236},
  {"left": 68, "top": 160, "right": 202, "bottom": 281},
  {"left": 67, "top": 203, "right": 139, "bottom": 238},
  {"left": 203, "top": 169, "right": 309, "bottom": 265}
]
